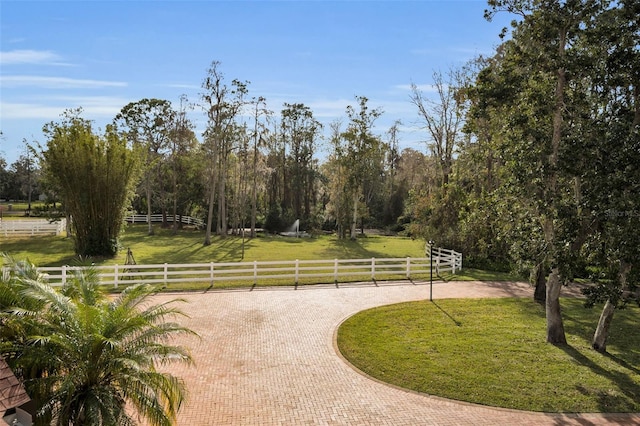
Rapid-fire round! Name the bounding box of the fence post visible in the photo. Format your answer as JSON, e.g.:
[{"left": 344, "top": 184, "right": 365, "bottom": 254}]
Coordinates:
[
  {"left": 295, "top": 259, "right": 299, "bottom": 285},
  {"left": 114, "top": 264, "right": 119, "bottom": 289},
  {"left": 164, "top": 263, "right": 168, "bottom": 285},
  {"left": 62, "top": 265, "right": 67, "bottom": 286},
  {"left": 371, "top": 257, "right": 376, "bottom": 280},
  {"left": 254, "top": 261, "right": 258, "bottom": 286},
  {"left": 210, "top": 262, "right": 214, "bottom": 287},
  {"left": 334, "top": 259, "right": 338, "bottom": 283},
  {"left": 428, "top": 241, "right": 434, "bottom": 302},
  {"left": 406, "top": 257, "right": 411, "bottom": 279}
]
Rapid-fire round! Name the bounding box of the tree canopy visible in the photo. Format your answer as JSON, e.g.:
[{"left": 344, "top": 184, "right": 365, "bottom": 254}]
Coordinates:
[{"left": 41, "top": 109, "right": 140, "bottom": 257}]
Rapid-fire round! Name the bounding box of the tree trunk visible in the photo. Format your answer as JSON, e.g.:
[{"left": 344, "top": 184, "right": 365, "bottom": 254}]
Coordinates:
[
  {"left": 218, "top": 172, "right": 227, "bottom": 237},
  {"left": 592, "top": 262, "right": 632, "bottom": 352},
  {"left": 66, "top": 212, "right": 72, "bottom": 238},
  {"left": 204, "top": 173, "right": 215, "bottom": 246},
  {"left": 592, "top": 299, "right": 615, "bottom": 353},
  {"left": 350, "top": 189, "right": 358, "bottom": 240},
  {"left": 161, "top": 209, "right": 168, "bottom": 228},
  {"left": 172, "top": 178, "right": 178, "bottom": 236},
  {"left": 545, "top": 267, "right": 567, "bottom": 344},
  {"left": 251, "top": 155, "right": 257, "bottom": 238},
  {"left": 542, "top": 31, "right": 567, "bottom": 345},
  {"left": 633, "top": 84, "right": 639, "bottom": 128},
  {"left": 146, "top": 183, "right": 154, "bottom": 236},
  {"left": 533, "top": 264, "right": 547, "bottom": 305}
]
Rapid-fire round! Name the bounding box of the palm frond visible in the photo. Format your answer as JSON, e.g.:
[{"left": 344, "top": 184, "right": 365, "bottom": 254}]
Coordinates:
[{"left": 1, "top": 258, "right": 196, "bottom": 426}]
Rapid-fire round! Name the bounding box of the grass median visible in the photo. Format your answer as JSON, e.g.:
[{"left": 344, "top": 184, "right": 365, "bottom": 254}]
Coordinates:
[{"left": 337, "top": 297, "right": 640, "bottom": 413}]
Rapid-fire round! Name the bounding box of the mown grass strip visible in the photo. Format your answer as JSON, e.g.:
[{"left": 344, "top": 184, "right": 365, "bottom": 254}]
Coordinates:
[
  {"left": 2, "top": 225, "right": 521, "bottom": 291},
  {"left": 2, "top": 225, "right": 427, "bottom": 266},
  {"left": 337, "top": 298, "right": 640, "bottom": 413}
]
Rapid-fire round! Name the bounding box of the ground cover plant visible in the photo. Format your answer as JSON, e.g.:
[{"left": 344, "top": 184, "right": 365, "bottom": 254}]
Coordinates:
[{"left": 337, "top": 297, "right": 640, "bottom": 413}]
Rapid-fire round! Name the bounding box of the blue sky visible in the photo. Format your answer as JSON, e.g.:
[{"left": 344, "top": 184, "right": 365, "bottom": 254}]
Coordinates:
[{"left": 0, "top": 0, "right": 513, "bottom": 164}]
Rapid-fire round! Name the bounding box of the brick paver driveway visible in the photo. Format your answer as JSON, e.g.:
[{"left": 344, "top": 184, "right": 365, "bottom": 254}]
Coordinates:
[{"left": 151, "top": 281, "right": 639, "bottom": 425}]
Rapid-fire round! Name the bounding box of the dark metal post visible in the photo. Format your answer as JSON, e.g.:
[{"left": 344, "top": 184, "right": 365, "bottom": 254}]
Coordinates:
[{"left": 429, "top": 240, "right": 434, "bottom": 301}]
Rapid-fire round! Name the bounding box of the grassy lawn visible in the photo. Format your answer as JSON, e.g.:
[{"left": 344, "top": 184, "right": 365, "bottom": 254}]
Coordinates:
[
  {"left": 1, "top": 225, "right": 520, "bottom": 289},
  {"left": 2, "top": 225, "right": 427, "bottom": 266},
  {"left": 337, "top": 297, "right": 640, "bottom": 413},
  {"left": 0, "top": 201, "right": 47, "bottom": 217}
]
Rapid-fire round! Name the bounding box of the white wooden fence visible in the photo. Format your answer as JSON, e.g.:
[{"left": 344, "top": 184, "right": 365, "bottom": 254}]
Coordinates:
[
  {"left": 1, "top": 219, "right": 67, "bottom": 237},
  {"left": 23, "top": 248, "right": 462, "bottom": 288},
  {"left": 429, "top": 247, "right": 463, "bottom": 274},
  {"left": 0, "top": 215, "right": 202, "bottom": 237},
  {"left": 125, "top": 214, "right": 204, "bottom": 228}
]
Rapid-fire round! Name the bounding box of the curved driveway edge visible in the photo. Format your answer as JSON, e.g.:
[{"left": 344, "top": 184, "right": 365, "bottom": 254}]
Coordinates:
[{"left": 150, "top": 281, "right": 640, "bottom": 425}]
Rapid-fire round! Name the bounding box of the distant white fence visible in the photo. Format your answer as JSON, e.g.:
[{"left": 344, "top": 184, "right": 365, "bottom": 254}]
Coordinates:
[
  {"left": 125, "top": 214, "right": 204, "bottom": 228},
  {"left": 429, "top": 247, "right": 463, "bottom": 273},
  {"left": 21, "top": 248, "right": 462, "bottom": 288},
  {"left": 0, "top": 215, "right": 203, "bottom": 237},
  {"left": 1, "top": 218, "right": 67, "bottom": 237}
]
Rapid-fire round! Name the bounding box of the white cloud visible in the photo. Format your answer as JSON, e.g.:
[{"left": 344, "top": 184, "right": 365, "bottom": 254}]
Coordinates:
[
  {"left": 163, "top": 83, "right": 200, "bottom": 90},
  {"left": 393, "top": 83, "right": 439, "bottom": 92},
  {"left": 0, "top": 49, "right": 68, "bottom": 65},
  {"left": 1, "top": 96, "right": 131, "bottom": 120},
  {"left": 0, "top": 75, "right": 127, "bottom": 89},
  {"left": 378, "top": 99, "right": 416, "bottom": 117},
  {"left": 0, "top": 102, "right": 66, "bottom": 120},
  {"left": 305, "top": 98, "right": 352, "bottom": 118},
  {"left": 56, "top": 96, "right": 132, "bottom": 116}
]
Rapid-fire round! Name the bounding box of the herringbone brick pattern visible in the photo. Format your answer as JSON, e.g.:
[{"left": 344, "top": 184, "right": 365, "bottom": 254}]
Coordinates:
[{"left": 147, "top": 281, "right": 640, "bottom": 425}]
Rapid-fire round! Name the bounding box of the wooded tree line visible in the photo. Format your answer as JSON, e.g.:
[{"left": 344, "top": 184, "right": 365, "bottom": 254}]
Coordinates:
[
  {"left": 2, "top": 0, "right": 637, "bottom": 349},
  {"left": 10, "top": 63, "right": 436, "bottom": 248},
  {"left": 458, "top": 0, "right": 639, "bottom": 349},
  {"left": 0, "top": 138, "right": 41, "bottom": 210}
]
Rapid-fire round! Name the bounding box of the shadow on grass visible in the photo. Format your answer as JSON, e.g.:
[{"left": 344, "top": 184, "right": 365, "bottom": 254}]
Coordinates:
[
  {"left": 556, "top": 344, "right": 640, "bottom": 413},
  {"left": 605, "top": 352, "right": 640, "bottom": 376},
  {"left": 40, "top": 254, "right": 83, "bottom": 267},
  {"left": 214, "top": 237, "right": 246, "bottom": 262},
  {"left": 431, "top": 301, "right": 462, "bottom": 327},
  {"left": 319, "top": 238, "right": 390, "bottom": 260},
  {"left": 175, "top": 235, "right": 257, "bottom": 263}
]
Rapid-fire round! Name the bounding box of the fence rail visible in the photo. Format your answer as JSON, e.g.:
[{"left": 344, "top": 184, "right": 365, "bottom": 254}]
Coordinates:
[
  {"left": 125, "top": 214, "right": 204, "bottom": 228},
  {"left": 19, "top": 248, "right": 462, "bottom": 289},
  {"left": 1, "top": 219, "right": 66, "bottom": 236},
  {"left": 0, "top": 215, "right": 202, "bottom": 237}
]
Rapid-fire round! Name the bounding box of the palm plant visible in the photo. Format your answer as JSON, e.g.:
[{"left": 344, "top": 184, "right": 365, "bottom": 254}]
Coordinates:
[{"left": 0, "top": 255, "right": 196, "bottom": 426}]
